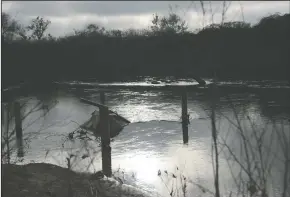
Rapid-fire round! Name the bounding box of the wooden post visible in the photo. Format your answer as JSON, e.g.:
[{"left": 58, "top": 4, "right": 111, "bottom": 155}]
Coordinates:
[
  {"left": 100, "top": 91, "right": 105, "bottom": 105},
  {"left": 99, "top": 91, "right": 112, "bottom": 176},
  {"left": 99, "top": 105, "right": 112, "bottom": 177},
  {"left": 79, "top": 97, "right": 112, "bottom": 176},
  {"left": 181, "top": 89, "right": 189, "bottom": 144},
  {"left": 3, "top": 103, "right": 11, "bottom": 163},
  {"left": 14, "top": 102, "right": 23, "bottom": 157}
]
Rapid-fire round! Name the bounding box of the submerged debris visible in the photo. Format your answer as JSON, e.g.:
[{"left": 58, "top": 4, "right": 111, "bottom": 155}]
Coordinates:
[{"left": 80, "top": 110, "right": 130, "bottom": 138}]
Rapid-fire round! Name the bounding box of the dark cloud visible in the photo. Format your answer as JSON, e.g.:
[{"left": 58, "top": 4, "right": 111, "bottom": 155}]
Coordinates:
[
  {"left": 2, "top": 1, "right": 289, "bottom": 37},
  {"left": 2, "top": 1, "right": 192, "bottom": 17}
]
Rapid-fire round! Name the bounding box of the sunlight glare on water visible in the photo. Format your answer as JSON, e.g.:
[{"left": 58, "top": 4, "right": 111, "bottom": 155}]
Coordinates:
[{"left": 7, "top": 79, "right": 290, "bottom": 197}]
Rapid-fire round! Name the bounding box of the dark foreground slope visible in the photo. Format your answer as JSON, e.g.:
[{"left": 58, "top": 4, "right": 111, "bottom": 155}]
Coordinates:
[{"left": 2, "top": 163, "right": 149, "bottom": 197}]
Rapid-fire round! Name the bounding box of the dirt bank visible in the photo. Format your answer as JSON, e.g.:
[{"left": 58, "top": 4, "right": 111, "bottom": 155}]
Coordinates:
[{"left": 2, "top": 162, "right": 150, "bottom": 197}]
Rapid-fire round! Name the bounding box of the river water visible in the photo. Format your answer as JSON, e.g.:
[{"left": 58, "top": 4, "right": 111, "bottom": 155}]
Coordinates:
[{"left": 2, "top": 78, "right": 290, "bottom": 197}]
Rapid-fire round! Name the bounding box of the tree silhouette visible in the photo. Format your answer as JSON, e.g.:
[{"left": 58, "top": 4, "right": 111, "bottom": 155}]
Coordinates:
[
  {"left": 150, "top": 13, "right": 188, "bottom": 35},
  {"left": 27, "top": 16, "right": 51, "bottom": 40},
  {"left": 1, "top": 13, "right": 25, "bottom": 41},
  {"left": 1, "top": 12, "right": 290, "bottom": 88}
]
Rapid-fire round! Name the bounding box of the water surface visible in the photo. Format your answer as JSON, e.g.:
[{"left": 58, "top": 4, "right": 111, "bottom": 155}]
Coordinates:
[{"left": 3, "top": 78, "right": 290, "bottom": 196}]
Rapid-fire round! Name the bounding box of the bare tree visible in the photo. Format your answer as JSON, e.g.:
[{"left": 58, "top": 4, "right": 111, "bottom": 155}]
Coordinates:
[
  {"left": 27, "top": 16, "right": 51, "bottom": 40},
  {"left": 1, "top": 97, "right": 58, "bottom": 164},
  {"left": 216, "top": 98, "right": 290, "bottom": 197},
  {"left": 1, "top": 12, "right": 26, "bottom": 41},
  {"left": 150, "top": 13, "right": 188, "bottom": 35}
]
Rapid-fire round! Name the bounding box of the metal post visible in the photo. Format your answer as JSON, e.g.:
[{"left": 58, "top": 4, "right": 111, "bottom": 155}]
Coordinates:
[{"left": 182, "top": 89, "right": 189, "bottom": 144}]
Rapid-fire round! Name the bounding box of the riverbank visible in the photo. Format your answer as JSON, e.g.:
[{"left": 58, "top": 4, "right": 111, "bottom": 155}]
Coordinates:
[{"left": 2, "top": 162, "right": 151, "bottom": 197}]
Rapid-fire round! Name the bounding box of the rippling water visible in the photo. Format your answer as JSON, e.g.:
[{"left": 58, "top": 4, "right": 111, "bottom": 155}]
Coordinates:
[{"left": 2, "top": 78, "right": 290, "bottom": 196}]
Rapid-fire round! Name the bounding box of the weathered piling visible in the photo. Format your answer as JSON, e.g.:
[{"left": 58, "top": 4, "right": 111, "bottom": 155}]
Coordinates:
[
  {"left": 80, "top": 95, "right": 112, "bottom": 177},
  {"left": 100, "top": 91, "right": 105, "bottom": 105},
  {"left": 181, "top": 89, "right": 189, "bottom": 144},
  {"left": 3, "top": 103, "right": 11, "bottom": 163},
  {"left": 14, "top": 102, "right": 23, "bottom": 157},
  {"left": 100, "top": 92, "right": 112, "bottom": 177},
  {"left": 100, "top": 104, "right": 112, "bottom": 177}
]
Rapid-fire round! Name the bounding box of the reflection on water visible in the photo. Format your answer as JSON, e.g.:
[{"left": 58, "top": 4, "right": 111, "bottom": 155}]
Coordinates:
[{"left": 2, "top": 79, "right": 290, "bottom": 196}]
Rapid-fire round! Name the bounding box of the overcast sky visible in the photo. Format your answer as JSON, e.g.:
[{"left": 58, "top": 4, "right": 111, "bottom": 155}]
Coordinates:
[{"left": 2, "top": 1, "right": 289, "bottom": 37}]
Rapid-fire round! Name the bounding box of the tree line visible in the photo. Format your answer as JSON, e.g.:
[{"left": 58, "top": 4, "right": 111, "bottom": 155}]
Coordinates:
[{"left": 2, "top": 11, "right": 290, "bottom": 88}]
